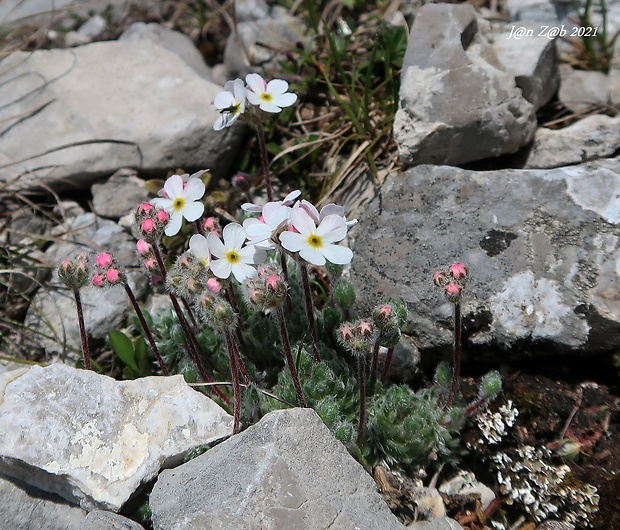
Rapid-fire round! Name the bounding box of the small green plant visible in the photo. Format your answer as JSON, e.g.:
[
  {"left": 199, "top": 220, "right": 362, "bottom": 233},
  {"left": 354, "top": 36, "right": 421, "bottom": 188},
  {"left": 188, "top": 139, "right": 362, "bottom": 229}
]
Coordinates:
[{"left": 107, "top": 330, "right": 152, "bottom": 379}]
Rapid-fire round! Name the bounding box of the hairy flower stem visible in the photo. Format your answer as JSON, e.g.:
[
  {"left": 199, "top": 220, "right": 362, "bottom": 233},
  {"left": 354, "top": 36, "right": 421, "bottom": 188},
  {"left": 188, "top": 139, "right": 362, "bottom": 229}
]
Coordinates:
[
  {"left": 123, "top": 283, "right": 169, "bottom": 376},
  {"left": 275, "top": 307, "right": 307, "bottom": 408},
  {"left": 224, "top": 284, "right": 260, "bottom": 370},
  {"left": 464, "top": 396, "right": 490, "bottom": 417},
  {"left": 255, "top": 121, "right": 273, "bottom": 202},
  {"left": 356, "top": 356, "right": 367, "bottom": 446},
  {"left": 444, "top": 301, "right": 461, "bottom": 410},
  {"left": 224, "top": 330, "right": 242, "bottom": 434},
  {"left": 380, "top": 346, "right": 395, "bottom": 384},
  {"left": 280, "top": 252, "right": 292, "bottom": 310},
  {"left": 300, "top": 263, "right": 321, "bottom": 362},
  {"left": 369, "top": 339, "right": 380, "bottom": 390},
  {"left": 73, "top": 289, "right": 91, "bottom": 370}
]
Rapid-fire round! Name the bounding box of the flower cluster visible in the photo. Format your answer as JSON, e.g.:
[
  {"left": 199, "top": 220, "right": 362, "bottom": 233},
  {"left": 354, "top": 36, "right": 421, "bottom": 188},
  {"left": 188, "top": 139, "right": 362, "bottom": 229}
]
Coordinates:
[
  {"left": 212, "top": 73, "right": 298, "bottom": 130},
  {"left": 92, "top": 252, "right": 126, "bottom": 288},
  {"left": 433, "top": 263, "right": 468, "bottom": 303},
  {"left": 134, "top": 202, "right": 171, "bottom": 242},
  {"left": 57, "top": 252, "right": 90, "bottom": 290}
]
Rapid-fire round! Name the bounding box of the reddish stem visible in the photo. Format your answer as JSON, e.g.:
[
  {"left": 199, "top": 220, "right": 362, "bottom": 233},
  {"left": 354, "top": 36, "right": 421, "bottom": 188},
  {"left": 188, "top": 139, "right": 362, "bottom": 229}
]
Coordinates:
[
  {"left": 276, "top": 307, "right": 307, "bottom": 408},
  {"left": 380, "top": 346, "right": 395, "bottom": 384},
  {"left": 444, "top": 301, "right": 461, "bottom": 410},
  {"left": 73, "top": 289, "right": 91, "bottom": 370},
  {"left": 300, "top": 263, "right": 320, "bottom": 362}
]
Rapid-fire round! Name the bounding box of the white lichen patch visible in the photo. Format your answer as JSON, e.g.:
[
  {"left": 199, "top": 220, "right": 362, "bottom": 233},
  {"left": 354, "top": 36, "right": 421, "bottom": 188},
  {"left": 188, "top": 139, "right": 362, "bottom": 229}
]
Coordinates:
[
  {"left": 564, "top": 166, "right": 620, "bottom": 224},
  {"left": 491, "top": 446, "right": 599, "bottom": 526},
  {"left": 470, "top": 400, "right": 519, "bottom": 446},
  {"left": 490, "top": 271, "right": 590, "bottom": 346}
]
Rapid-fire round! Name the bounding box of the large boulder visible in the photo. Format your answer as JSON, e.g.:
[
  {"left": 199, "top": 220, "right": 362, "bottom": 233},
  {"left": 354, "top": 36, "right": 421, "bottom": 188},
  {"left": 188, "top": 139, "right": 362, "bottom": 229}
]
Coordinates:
[
  {"left": 150, "top": 408, "right": 407, "bottom": 530},
  {"left": 350, "top": 159, "right": 620, "bottom": 359},
  {"left": 0, "top": 365, "right": 232, "bottom": 512},
  {"left": 0, "top": 40, "right": 243, "bottom": 191},
  {"left": 393, "top": 4, "right": 536, "bottom": 167}
]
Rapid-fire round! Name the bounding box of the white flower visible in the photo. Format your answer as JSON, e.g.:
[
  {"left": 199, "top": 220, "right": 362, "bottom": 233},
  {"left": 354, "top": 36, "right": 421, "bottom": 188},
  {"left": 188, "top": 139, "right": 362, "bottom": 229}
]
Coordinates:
[
  {"left": 245, "top": 73, "right": 297, "bottom": 113},
  {"left": 207, "top": 223, "right": 266, "bottom": 282},
  {"left": 189, "top": 234, "right": 210, "bottom": 267},
  {"left": 213, "top": 79, "right": 246, "bottom": 130},
  {"left": 296, "top": 199, "right": 358, "bottom": 227},
  {"left": 151, "top": 174, "right": 205, "bottom": 236},
  {"left": 241, "top": 190, "right": 301, "bottom": 213},
  {"left": 243, "top": 202, "right": 290, "bottom": 250},
  {"left": 280, "top": 209, "right": 353, "bottom": 266}
]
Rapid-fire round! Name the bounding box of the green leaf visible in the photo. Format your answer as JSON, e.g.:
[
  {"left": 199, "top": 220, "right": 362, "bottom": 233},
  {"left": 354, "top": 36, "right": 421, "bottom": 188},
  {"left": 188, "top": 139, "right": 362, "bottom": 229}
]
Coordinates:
[{"left": 108, "top": 330, "right": 140, "bottom": 372}]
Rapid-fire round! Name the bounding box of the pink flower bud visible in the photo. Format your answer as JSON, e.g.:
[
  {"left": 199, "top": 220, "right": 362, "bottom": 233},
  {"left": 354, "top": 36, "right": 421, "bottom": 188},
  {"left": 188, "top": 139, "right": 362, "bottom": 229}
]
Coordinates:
[
  {"left": 232, "top": 173, "right": 251, "bottom": 192},
  {"left": 265, "top": 274, "right": 282, "bottom": 291},
  {"left": 92, "top": 273, "right": 106, "bottom": 287},
  {"left": 144, "top": 258, "right": 158, "bottom": 272},
  {"left": 203, "top": 217, "right": 217, "bottom": 231},
  {"left": 339, "top": 324, "right": 354, "bottom": 341},
  {"left": 137, "top": 202, "right": 154, "bottom": 215},
  {"left": 356, "top": 320, "right": 374, "bottom": 337},
  {"left": 433, "top": 270, "right": 447, "bottom": 287},
  {"left": 207, "top": 277, "right": 222, "bottom": 294},
  {"left": 105, "top": 268, "right": 122, "bottom": 284},
  {"left": 96, "top": 252, "right": 113, "bottom": 269},
  {"left": 156, "top": 210, "right": 170, "bottom": 223},
  {"left": 449, "top": 263, "right": 468, "bottom": 281},
  {"left": 141, "top": 218, "right": 156, "bottom": 233},
  {"left": 136, "top": 239, "right": 152, "bottom": 256},
  {"left": 60, "top": 259, "right": 73, "bottom": 272},
  {"left": 444, "top": 282, "right": 462, "bottom": 303}
]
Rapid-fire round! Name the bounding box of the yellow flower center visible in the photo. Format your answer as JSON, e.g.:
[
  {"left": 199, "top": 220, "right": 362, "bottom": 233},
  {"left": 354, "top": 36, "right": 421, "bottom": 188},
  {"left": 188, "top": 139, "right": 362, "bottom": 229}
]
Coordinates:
[
  {"left": 308, "top": 235, "right": 322, "bottom": 248},
  {"left": 227, "top": 251, "right": 240, "bottom": 263},
  {"left": 173, "top": 198, "right": 185, "bottom": 211},
  {"left": 260, "top": 93, "right": 273, "bottom": 103}
]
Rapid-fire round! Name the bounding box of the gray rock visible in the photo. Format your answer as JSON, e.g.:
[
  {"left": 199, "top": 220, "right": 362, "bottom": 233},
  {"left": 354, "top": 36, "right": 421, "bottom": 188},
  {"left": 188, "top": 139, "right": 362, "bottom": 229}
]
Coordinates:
[
  {"left": 24, "top": 213, "right": 148, "bottom": 357},
  {"left": 150, "top": 408, "right": 407, "bottom": 530},
  {"left": 0, "top": 364, "right": 232, "bottom": 512},
  {"left": 120, "top": 23, "right": 213, "bottom": 81},
  {"left": 0, "top": 40, "right": 243, "bottom": 191},
  {"left": 223, "top": 10, "right": 306, "bottom": 78},
  {"left": 558, "top": 64, "right": 610, "bottom": 114},
  {"left": 65, "top": 14, "right": 107, "bottom": 46},
  {"left": 504, "top": 0, "right": 559, "bottom": 22},
  {"left": 0, "top": 472, "right": 89, "bottom": 530},
  {"left": 407, "top": 517, "right": 465, "bottom": 530},
  {"left": 394, "top": 4, "right": 536, "bottom": 167},
  {"left": 91, "top": 168, "right": 150, "bottom": 219},
  {"left": 0, "top": 0, "right": 127, "bottom": 26},
  {"left": 84, "top": 510, "right": 146, "bottom": 529},
  {"left": 235, "top": 0, "right": 270, "bottom": 22},
  {"left": 610, "top": 35, "right": 620, "bottom": 106},
  {"left": 350, "top": 160, "right": 620, "bottom": 359},
  {"left": 525, "top": 114, "right": 620, "bottom": 169},
  {"left": 493, "top": 21, "right": 559, "bottom": 110}
]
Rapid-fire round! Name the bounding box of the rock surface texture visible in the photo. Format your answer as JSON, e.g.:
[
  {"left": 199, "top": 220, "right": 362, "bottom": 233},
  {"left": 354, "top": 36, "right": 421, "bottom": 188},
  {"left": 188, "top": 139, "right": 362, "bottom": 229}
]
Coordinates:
[
  {"left": 0, "top": 40, "right": 242, "bottom": 191},
  {"left": 350, "top": 160, "right": 620, "bottom": 358},
  {"left": 150, "top": 408, "right": 407, "bottom": 530},
  {"left": 0, "top": 365, "right": 232, "bottom": 512},
  {"left": 393, "top": 4, "right": 536, "bottom": 167}
]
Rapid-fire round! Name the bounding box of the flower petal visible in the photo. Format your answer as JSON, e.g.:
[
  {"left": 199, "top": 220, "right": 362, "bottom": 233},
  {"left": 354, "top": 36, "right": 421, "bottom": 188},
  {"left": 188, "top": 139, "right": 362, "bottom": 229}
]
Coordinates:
[
  {"left": 213, "top": 91, "right": 235, "bottom": 110},
  {"left": 321, "top": 243, "right": 353, "bottom": 265},
  {"left": 164, "top": 211, "right": 183, "bottom": 236},
  {"left": 245, "top": 73, "right": 266, "bottom": 94},
  {"left": 245, "top": 90, "right": 262, "bottom": 106},
  {"left": 316, "top": 214, "right": 347, "bottom": 243},
  {"left": 259, "top": 101, "right": 282, "bottom": 113},
  {"left": 183, "top": 178, "right": 206, "bottom": 202},
  {"left": 182, "top": 201, "right": 205, "bottom": 222},
  {"left": 289, "top": 208, "right": 316, "bottom": 236},
  {"left": 207, "top": 232, "right": 226, "bottom": 259},
  {"left": 231, "top": 262, "right": 258, "bottom": 283},
  {"left": 189, "top": 234, "right": 210, "bottom": 263},
  {"left": 272, "top": 92, "right": 297, "bottom": 108},
  {"left": 150, "top": 197, "right": 172, "bottom": 211},
  {"left": 222, "top": 223, "right": 246, "bottom": 250},
  {"left": 210, "top": 259, "right": 232, "bottom": 279},
  {"left": 266, "top": 78, "right": 289, "bottom": 95},
  {"left": 279, "top": 231, "right": 305, "bottom": 252},
  {"left": 299, "top": 246, "right": 326, "bottom": 266}
]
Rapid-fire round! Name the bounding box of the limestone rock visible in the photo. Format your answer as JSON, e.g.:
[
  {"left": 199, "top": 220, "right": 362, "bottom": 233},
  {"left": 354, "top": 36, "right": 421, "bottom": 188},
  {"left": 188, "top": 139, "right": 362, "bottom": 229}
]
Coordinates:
[
  {"left": 91, "top": 168, "right": 150, "bottom": 219},
  {"left": 0, "top": 40, "right": 243, "bottom": 191},
  {"left": 119, "top": 23, "right": 213, "bottom": 81},
  {"left": 610, "top": 36, "right": 620, "bottom": 106},
  {"left": 525, "top": 115, "right": 620, "bottom": 169},
  {"left": 150, "top": 408, "right": 407, "bottom": 530},
  {"left": 0, "top": 365, "right": 233, "bottom": 512},
  {"left": 394, "top": 4, "right": 536, "bottom": 167},
  {"left": 350, "top": 160, "right": 620, "bottom": 359},
  {"left": 558, "top": 64, "right": 610, "bottom": 114},
  {"left": 493, "top": 22, "right": 559, "bottom": 110}
]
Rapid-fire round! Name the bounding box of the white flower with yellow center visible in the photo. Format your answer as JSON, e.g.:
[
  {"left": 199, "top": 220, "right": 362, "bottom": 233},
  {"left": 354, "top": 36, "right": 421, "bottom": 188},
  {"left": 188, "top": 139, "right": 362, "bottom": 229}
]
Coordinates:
[
  {"left": 245, "top": 73, "right": 297, "bottom": 113},
  {"left": 213, "top": 78, "right": 246, "bottom": 131},
  {"left": 280, "top": 209, "right": 353, "bottom": 266},
  {"left": 207, "top": 223, "right": 266, "bottom": 283},
  {"left": 151, "top": 174, "right": 205, "bottom": 236}
]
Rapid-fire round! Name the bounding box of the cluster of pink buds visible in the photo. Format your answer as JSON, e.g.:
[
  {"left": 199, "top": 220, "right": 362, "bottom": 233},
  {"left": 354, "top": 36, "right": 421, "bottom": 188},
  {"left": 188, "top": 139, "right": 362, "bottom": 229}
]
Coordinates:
[
  {"left": 337, "top": 320, "right": 375, "bottom": 356},
  {"left": 166, "top": 252, "right": 209, "bottom": 298},
  {"left": 134, "top": 202, "right": 170, "bottom": 242},
  {"left": 202, "top": 216, "right": 221, "bottom": 237},
  {"left": 195, "top": 289, "right": 237, "bottom": 330},
  {"left": 135, "top": 239, "right": 160, "bottom": 277},
  {"left": 92, "top": 252, "right": 126, "bottom": 288},
  {"left": 372, "top": 303, "right": 399, "bottom": 333},
  {"left": 57, "top": 252, "right": 90, "bottom": 290},
  {"left": 433, "top": 263, "right": 468, "bottom": 303},
  {"left": 244, "top": 264, "right": 288, "bottom": 309}
]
